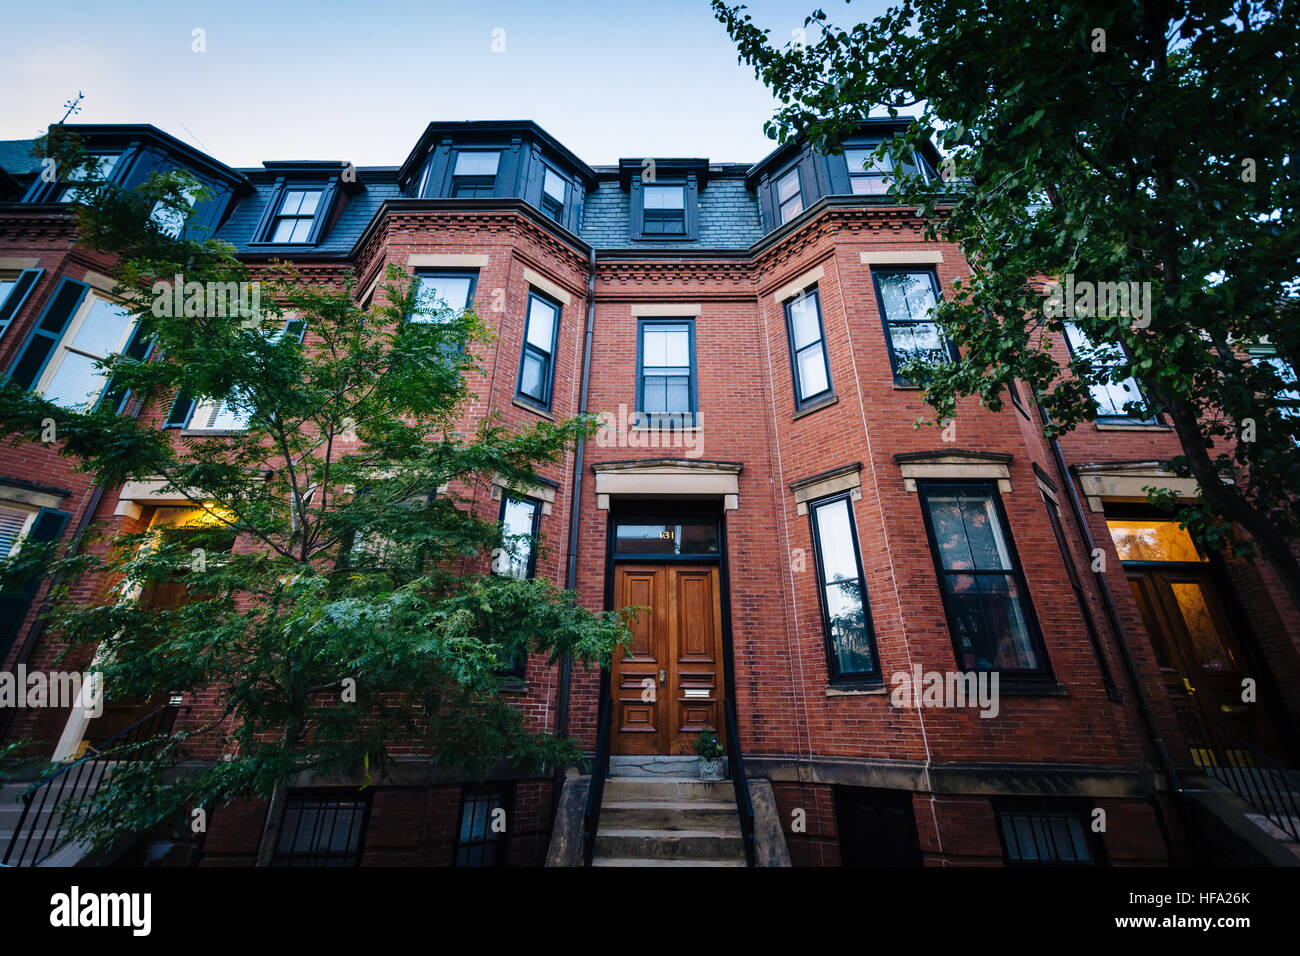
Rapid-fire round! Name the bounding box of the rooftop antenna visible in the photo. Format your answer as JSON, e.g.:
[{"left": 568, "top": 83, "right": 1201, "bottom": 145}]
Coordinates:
[{"left": 59, "top": 92, "right": 84, "bottom": 124}]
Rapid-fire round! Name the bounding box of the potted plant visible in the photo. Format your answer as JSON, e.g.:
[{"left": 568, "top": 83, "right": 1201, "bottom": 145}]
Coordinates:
[{"left": 695, "top": 728, "right": 725, "bottom": 780}]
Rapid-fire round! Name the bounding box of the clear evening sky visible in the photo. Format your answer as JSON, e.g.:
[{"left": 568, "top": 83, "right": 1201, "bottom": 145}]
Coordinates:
[{"left": 0, "top": 0, "right": 896, "bottom": 168}]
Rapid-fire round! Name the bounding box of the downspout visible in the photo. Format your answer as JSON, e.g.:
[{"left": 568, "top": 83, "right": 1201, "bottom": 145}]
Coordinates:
[
  {"left": 550, "top": 244, "right": 597, "bottom": 820},
  {"left": 1044, "top": 422, "right": 1185, "bottom": 856}
]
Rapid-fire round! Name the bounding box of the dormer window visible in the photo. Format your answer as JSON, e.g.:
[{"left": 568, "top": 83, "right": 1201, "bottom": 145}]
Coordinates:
[
  {"left": 56, "top": 152, "right": 123, "bottom": 203},
  {"left": 452, "top": 151, "right": 500, "bottom": 197},
  {"left": 845, "top": 146, "right": 893, "bottom": 195},
  {"left": 266, "top": 188, "right": 323, "bottom": 243},
  {"left": 776, "top": 168, "right": 803, "bottom": 223},
  {"left": 541, "top": 168, "right": 566, "bottom": 222},
  {"left": 642, "top": 185, "right": 686, "bottom": 235}
]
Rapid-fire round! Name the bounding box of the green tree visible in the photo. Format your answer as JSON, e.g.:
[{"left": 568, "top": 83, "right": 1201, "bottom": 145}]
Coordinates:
[
  {"left": 0, "top": 132, "right": 631, "bottom": 863},
  {"left": 713, "top": 0, "right": 1300, "bottom": 605}
]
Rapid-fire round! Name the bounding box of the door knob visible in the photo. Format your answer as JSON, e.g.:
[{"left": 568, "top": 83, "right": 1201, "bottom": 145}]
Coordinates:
[
  {"left": 1182, "top": 677, "right": 1197, "bottom": 696},
  {"left": 658, "top": 669, "right": 666, "bottom": 685}
]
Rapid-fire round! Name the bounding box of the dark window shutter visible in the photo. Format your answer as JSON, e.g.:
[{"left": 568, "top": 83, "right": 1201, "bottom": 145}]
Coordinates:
[
  {"left": 0, "top": 268, "right": 43, "bottom": 341},
  {"left": 100, "top": 317, "right": 152, "bottom": 414},
  {"left": 163, "top": 388, "right": 195, "bottom": 428},
  {"left": 0, "top": 506, "right": 70, "bottom": 660},
  {"left": 8, "top": 277, "right": 89, "bottom": 390}
]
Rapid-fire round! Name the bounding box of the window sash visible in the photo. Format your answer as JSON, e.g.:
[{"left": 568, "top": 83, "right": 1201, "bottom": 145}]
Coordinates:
[
  {"left": 36, "top": 293, "right": 136, "bottom": 411},
  {"left": 542, "top": 169, "right": 566, "bottom": 220},
  {"left": 918, "top": 482, "right": 1046, "bottom": 674},
  {"left": 271, "top": 795, "right": 367, "bottom": 867},
  {"left": 0, "top": 503, "right": 37, "bottom": 558},
  {"left": 452, "top": 151, "right": 500, "bottom": 197},
  {"left": 267, "top": 188, "right": 323, "bottom": 244},
  {"left": 784, "top": 289, "right": 832, "bottom": 405},
  {"left": 638, "top": 321, "right": 695, "bottom": 423},
  {"left": 846, "top": 147, "right": 893, "bottom": 194},
  {"left": 455, "top": 788, "right": 506, "bottom": 867},
  {"left": 411, "top": 272, "right": 476, "bottom": 324},
  {"left": 1062, "top": 322, "right": 1154, "bottom": 421},
  {"left": 997, "top": 806, "right": 1098, "bottom": 865},
  {"left": 874, "top": 270, "right": 951, "bottom": 382},
  {"left": 810, "top": 494, "right": 878, "bottom": 679}
]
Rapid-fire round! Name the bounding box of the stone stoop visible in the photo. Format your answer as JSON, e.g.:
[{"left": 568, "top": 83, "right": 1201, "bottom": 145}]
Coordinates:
[{"left": 591, "top": 777, "right": 747, "bottom": 867}]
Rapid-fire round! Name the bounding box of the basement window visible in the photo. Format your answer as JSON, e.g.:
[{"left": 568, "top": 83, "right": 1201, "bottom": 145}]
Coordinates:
[
  {"left": 455, "top": 786, "right": 509, "bottom": 867},
  {"left": 995, "top": 801, "right": 1103, "bottom": 865},
  {"left": 271, "top": 793, "right": 370, "bottom": 867}
]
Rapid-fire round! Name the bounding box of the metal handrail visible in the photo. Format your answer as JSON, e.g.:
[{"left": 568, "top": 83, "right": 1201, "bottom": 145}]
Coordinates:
[
  {"left": 581, "top": 697, "right": 612, "bottom": 867},
  {"left": 3, "top": 703, "right": 178, "bottom": 866},
  {"left": 1178, "top": 704, "right": 1300, "bottom": 842},
  {"left": 724, "top": 697, "right": 756, "bottom": 866}
]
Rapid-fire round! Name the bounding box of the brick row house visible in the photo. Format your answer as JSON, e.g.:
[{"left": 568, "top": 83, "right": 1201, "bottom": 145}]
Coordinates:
[{"left": 0, "top": 120, "right": 1297, "bottom": 867}]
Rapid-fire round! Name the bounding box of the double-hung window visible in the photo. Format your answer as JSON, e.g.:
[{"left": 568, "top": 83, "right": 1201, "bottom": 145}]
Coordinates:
[
  {"left": 636, "top": 319, "right": 696, "bottom": 427},
  {"left": 515, "top": 290, "right": 559, "bottom": 410},
  {"left": 784, "top": 287, "right": 833, "bottom": 409},
  {"left": 56, "top": 152, "right": 122, "bottom": 203},
  {"left": 541, "top": 168, "right": 566, "bottom": 222},
  {"left": 169, "top": 320, "right": 303, "bottom": 431},
  {"left": 0, "top": 504, "right": 37, "bottom": 558},
  {"left": 873, "top": 270, "right": 954, "bottom": 384},
  {"left": 0, "top": 268, "right": 41, "bottom": 341},
  {"left": 845, "top": 146, "right": 893, "bottom": 195},
  {"left": 34, "top": 293, "right": 136, "bottom": 412},
  {"left": 641, "top": 184, "right": 686, "bottom": 235},
  {"left": 1062, "top": 322, "right": 1154, "bottom": 422},
  {"left": 809, "top": 493, "right": 879, "bottom": 681},
  {"left": 266, "top": 188, "right": 323, "bottom": 244},
  {"left": 776, "top": 168, "right": 803, "bottom": 223},
  {"left": 916, "top": 482, "right": 1048, "bottom": 675},
  {"left": 411, "top": 271, "right": 475, "bottom": 324},
  {"left": 451, "top": 151, "right": 500, "bottom": 197},
  {"left": 494, "top": 493, "right": 541, "bottom": 680}
]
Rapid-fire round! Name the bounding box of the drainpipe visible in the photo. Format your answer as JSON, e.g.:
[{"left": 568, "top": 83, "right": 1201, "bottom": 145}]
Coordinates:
[
  {"left": 1044, "top": 424, "right": 1185, "bottom": 856},
  {"left": 550, "top": 244, "right": 597, "bottom": 820}
]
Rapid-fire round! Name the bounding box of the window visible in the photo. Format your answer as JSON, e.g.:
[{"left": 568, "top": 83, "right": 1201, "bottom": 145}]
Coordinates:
[
  {"left": 515, "top": 290, "right": 559, "bottom": 409},
  {"left": 55, "top": 152, "right": 122, "bottom": 203},
  {"left": 784, "top": 287, "right": 833, "bottom": 408},
  {"left": 0, "top": 503, "right": 37, "bottom": 558},
  {"left": 0, "top": 268, "right": 41, "bottom": 341},
  {"left": 613, "top": 518, "right": 721, "bottom": 557},
  {"left": 451, "top": 151, "right": 500, "bottom": 197},
  {"left": 541, "top": 168, "right": 566, "bottom": 222},
  {"left": 642, "top": 184, "right": 686, "bottom": 235},
  {"left": 411, "top": 271, "right": 476, "bottom": 324},
  {"left": 996, "top": 802, "right": 1102, "bottom": 866},
  {"left": 455, "top": 786, "right": 508, "bottom": 867},
  {"left": 150, "top": 184, "right": 200, "bottom": 238},
  {"left": 1251, "top": 351, "right": 1300, "bottom": 425},
  {"left": 168, "top": 320, "right": 303, "bottom": 431},
  {"left": 636, "top": 319, "right": 696, "bottom": 426},
  {"left": 809, "top": 494, "right": 879, "bottom": 680},
  {"left": 496, "top": 494, "right": 540, "bottom": 581},
  {"left": 776, "top": 168, "right": 803, "bottom": 223},
  {"left": 271, "top": 793, "right": 369, "bottom": 867},
  {"left": 917, "top": 482, "right": 1048, "bottom": 675},
  {"left": 1062, "top": 322, "right": 1155, "bottom": 422},
  {"left": 845, "top": 146, "right": 893, "bottom": 195},
  {"left": 265, "top": 188, "right": 323, "bottom": 243},
  {"left": 34, "top": 293, "right": 136, "bottom": 411},
  {"left": 873, "top": 270, "right": 954, "bottom": 384}
]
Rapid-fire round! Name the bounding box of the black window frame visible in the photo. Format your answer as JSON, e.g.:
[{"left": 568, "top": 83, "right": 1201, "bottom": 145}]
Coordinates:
[
  {"left": 495, "top": 492, "right": 542, "bottom": 680},
  {"left": 994, "top": 798, "right": 1107, "bottom": 866},
  {"left": 775, "top": 166, "right": 804, "bottom": 224},
  {"left": 514, "top": 288, "right": 561, "bottom": 411},
  {"left": 1061, "top": 321, "right": 1158, "bottom": 424},
  {"left": 260, "top": 184, "right": 329, "bottom": 245},
  {"left": 49, "top": 150, "right": 128, "bottom": 204},
  {"left": 915, "top": 479, "right": 1052, "bottom": 678},
  {"left": 843, "top": 143, "right": 894, "bottom": 196},
  {"left": 450, "top": 150, "right": 501, "bottom": 198},
  {"left": 783, "top": 285, "right": 834, "bottom": 411},
  {"left": 871, "top": 268, "right": 958, "bottom": 386},
  {"left": 270, "top": 790, "right": 371, "bottom": 867},
  {"left": 635, "top": 317, "right": 698, "bottom": 428},
  {"left": 455, "top": 784, "right": 512, "bottom": 867},
  {"left": 407, "top": 269, "right": 479, "bottom": 348},
  {"left": 540, "top": 166, "right": 567, "bottom": 222},
  {"left": 807, "top": 491, "right": 881, "bottom": 684}
]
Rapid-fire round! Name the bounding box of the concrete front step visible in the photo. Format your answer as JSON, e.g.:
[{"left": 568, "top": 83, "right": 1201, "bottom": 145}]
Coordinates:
[
  {"left": 592, "top": 857, "right": 747, "bottom": 867},
  {"left": 609, "top": 755, "right": 726, "bottom": 779},
  {"left": 594, "top": 828, "right": 746, "bottom": 862},
  {"left": 601, "top": 800, "right": 739, "bottom": 831},
  {"left": 602, "top": 777, "right": 735, "bottom": 803}
]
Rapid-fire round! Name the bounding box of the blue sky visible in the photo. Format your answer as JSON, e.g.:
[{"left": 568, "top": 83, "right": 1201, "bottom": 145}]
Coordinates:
[{"left": 0, "top": 0, "right": 895, "bottom": 169}]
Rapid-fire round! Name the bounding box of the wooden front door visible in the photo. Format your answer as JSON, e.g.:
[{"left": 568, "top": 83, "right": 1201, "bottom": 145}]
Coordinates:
[
  {"left": 611, "top": 564, "right": 725, "bottom": 755},
  {"left": 1127, "top": 566, "right": 1279, "bottom": 753}
]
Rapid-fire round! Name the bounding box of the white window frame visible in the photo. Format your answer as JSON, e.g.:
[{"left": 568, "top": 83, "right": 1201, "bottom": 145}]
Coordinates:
[
  {"left": 0, "top": 501, "right": 38, "bottom": 558},
  {"left": 34, "top": 291, "right": 137, "bottom": 411}
]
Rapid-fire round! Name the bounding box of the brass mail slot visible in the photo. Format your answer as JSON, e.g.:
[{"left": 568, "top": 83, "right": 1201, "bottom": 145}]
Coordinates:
[{"left": 683, "top": 689, "right": 711, "bottom": 699}]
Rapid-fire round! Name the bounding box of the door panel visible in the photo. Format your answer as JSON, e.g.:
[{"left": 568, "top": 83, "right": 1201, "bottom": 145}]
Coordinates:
[{"left": 611, "top": 564, "right": 725, "bottom": 756}]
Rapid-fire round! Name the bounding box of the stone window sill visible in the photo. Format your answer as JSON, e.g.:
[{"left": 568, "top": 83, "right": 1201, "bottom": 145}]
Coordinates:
[{"left": 793, "top": 395, "right": 838, "bottom": 420}]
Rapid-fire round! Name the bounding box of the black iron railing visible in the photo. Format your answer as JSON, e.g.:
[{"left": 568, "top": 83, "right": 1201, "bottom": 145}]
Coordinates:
[
  {"left": 581, "top": 696, "right": 612, "bottom": 867},
  {"left": 1178, "top": 705, "right": 1300, "bottom": 843},
  {"left": 3, "top": 704, "right": 178, "bottom": 867},
  {"left": 724, "top": 697, "right": 756, "bottom": 866}
]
